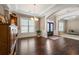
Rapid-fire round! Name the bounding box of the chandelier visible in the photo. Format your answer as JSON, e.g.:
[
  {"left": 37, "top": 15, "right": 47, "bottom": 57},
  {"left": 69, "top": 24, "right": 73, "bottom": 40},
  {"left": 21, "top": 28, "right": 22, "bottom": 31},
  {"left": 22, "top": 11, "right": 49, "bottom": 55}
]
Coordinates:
[{"left": 30, "top": 4, "right": 39, "bottom": 21}]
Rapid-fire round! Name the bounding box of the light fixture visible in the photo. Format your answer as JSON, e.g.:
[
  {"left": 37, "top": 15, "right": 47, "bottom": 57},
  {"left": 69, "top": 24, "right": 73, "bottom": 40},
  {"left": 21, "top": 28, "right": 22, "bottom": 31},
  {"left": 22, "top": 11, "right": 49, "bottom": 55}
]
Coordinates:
[
  {"left": 31, "top": 16, "right": 39, "bottom": 21},
  {"left": 31, "top": 17, "right": 34, "bottom": 20},
  {"left": 30, "top": 4, "right": 39, "bottom": 21}
]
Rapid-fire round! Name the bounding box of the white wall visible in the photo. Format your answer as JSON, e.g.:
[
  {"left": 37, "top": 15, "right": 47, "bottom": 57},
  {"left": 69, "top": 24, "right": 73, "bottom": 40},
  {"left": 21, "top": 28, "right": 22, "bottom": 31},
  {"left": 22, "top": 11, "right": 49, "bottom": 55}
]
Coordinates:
[
  {"left": 67, "top": 18, "right": 79, "bottom": 33},
  {"left": 17, "top": 33, "right": 36, "bottom": 38}
]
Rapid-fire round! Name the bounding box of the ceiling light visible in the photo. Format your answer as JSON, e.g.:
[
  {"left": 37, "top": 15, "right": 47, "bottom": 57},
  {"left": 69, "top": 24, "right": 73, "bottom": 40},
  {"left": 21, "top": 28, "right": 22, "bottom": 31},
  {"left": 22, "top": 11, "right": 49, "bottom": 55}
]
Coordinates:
[
  {"left": 31, "top": 17, "right": 34, "bottom": 20},
  {"left": 31, "top": 16, "right": 39, "bottom": 21},
  {"left": 34, "top": 16, "right": 39, "bottom": 21},
  {"left": 30, "top": 4, "right": 39, "bottom": 21}
]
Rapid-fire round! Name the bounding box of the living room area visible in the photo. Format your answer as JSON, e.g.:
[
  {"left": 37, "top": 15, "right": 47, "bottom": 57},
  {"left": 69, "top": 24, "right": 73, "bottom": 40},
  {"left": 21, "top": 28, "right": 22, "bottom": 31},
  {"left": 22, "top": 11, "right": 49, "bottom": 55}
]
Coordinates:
[
  {"left": 59, "top": 17, "right": 79, "bottom": 40},
  {"left": 58, "top": 11, "right": 79, "bottom": 40},
  {"left": 0, "top": 4, "right": 79, "bottom": 55}
]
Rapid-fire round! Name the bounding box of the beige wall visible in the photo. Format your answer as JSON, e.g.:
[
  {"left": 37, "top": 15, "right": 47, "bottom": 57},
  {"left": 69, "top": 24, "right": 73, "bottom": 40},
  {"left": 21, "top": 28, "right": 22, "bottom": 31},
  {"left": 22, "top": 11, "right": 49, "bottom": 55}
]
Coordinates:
[
  {"left": 0, "top": 5, "right": 4, "bottom": 15},
  {"left": 67, "top": 18, "right": 79, "bottom": 33},
  {"left": 0, "top": 5, "right": 9, "bottom": 15}
]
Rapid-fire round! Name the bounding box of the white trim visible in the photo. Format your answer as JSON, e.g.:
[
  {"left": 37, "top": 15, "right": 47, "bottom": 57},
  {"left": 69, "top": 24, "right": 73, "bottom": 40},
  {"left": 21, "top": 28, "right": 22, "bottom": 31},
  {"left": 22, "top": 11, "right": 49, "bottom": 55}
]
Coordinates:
[
  {"left": 40, "top": 5, "right": 56, "bottom": 16},
  {"left": 60, "top": 33, "right": 79, "bottom": 40}
]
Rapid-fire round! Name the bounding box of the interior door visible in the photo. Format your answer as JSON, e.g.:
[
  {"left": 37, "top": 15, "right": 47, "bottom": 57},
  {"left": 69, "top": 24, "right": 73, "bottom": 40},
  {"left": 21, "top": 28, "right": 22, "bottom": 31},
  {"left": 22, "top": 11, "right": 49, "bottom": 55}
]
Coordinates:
[{"left": 47, "top": 22, "right": 54, "bottom": 36}]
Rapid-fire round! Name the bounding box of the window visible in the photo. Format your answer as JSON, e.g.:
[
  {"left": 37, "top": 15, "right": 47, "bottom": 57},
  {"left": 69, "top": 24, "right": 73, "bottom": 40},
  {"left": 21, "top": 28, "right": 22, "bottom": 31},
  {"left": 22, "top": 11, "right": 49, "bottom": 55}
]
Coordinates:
[
  {"left": 29, "top": 20, "right": 35, "bottom": 32},
  {"left": 20, "top": 17, "right": 35, "bottom": 33},
  {"left": 59, "top": 21, "right": 64, "bottom": 32}
]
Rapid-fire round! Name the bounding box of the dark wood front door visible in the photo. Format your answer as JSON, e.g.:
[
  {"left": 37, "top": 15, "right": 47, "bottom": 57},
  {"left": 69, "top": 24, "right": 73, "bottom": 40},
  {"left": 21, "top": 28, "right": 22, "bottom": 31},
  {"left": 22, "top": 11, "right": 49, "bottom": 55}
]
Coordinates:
[{"left": 47, "top": 22, "right": 54, "bottom": 36}]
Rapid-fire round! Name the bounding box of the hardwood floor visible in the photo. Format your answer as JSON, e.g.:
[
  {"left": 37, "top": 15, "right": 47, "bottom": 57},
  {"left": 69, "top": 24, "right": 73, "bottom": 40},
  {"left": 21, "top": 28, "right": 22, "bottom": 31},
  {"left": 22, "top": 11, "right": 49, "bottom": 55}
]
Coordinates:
[{"left": 16, "top": 36, "right": 79, "bottom": 55}]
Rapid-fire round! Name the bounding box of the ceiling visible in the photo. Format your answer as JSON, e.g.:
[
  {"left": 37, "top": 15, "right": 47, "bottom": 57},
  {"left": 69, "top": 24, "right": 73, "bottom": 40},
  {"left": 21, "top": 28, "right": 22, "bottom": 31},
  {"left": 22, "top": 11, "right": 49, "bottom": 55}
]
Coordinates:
[
  {"left": 47, "top": 4, "right": 79, "bottom": 20},
  {"left": 7, "top": 4, "right": 55, "bottom": 17},
  {"left": 7, "top": 4, "right": 79, "bottom": 20}
]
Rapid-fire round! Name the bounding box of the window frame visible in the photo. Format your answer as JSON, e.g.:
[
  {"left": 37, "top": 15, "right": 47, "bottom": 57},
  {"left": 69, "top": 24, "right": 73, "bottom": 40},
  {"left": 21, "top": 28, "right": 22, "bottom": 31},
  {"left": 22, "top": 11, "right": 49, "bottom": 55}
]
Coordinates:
[
  {"left": 20, "top": 17, "right": 35, "bottom": 33},
  {"left": 59, "top": 21, "right": 65, "bottom": 32}
]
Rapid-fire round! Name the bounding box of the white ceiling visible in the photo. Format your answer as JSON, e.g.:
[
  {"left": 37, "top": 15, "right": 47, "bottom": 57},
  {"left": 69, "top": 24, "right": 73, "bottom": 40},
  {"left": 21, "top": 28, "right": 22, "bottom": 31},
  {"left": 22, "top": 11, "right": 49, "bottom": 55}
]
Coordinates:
[
  {"left": 47, "top": 4, "right": 79, "bottom": 20},
  {"left": 7, "top": 4, "right": 79, "bottom": 20},
  {"left": 7, "top": 4, "right": 55, "bottom": 17}
]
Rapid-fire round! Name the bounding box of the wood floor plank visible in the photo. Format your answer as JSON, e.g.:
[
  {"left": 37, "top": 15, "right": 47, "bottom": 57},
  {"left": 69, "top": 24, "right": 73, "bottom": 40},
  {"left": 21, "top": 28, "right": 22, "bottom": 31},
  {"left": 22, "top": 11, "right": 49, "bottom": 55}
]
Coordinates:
[{"left": 16, "top": 37, "right": 79, "bottom": 55}]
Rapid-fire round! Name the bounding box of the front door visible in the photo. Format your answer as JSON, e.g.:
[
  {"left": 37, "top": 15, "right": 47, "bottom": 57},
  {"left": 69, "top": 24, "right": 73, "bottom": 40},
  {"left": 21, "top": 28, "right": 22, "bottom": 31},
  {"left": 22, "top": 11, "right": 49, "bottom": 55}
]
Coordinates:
[{"left": 47, "top": 22, "right": 54, "bottom": 36}]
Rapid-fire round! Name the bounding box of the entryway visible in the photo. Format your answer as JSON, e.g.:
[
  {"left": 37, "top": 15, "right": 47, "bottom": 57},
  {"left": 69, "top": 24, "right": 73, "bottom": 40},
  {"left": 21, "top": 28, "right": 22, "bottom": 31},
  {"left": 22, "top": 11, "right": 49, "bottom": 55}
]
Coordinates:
[{"left": 47, "top": 22, "right": 54, "bottom": 36}]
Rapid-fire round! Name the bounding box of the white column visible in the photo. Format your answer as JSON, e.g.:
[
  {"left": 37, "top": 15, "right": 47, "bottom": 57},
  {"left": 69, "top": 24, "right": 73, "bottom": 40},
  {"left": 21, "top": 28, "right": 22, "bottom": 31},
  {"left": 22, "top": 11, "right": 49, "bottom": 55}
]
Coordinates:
[
  {"left": 40, "top": 16, "right": 48, "bottom": 38},
  {"left": 54, "top": 15, "right": 60, "bottom": 36},
  {"left": 44, "top": 16, "right": 48, "bottom": 38}
]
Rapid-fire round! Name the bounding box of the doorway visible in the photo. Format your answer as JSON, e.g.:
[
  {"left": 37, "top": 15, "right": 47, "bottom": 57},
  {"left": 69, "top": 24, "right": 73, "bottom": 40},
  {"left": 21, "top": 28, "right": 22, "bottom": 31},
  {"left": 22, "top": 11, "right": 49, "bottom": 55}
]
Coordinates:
[{"left": 47, "top": 22, "right": 54, "bottom": 36}]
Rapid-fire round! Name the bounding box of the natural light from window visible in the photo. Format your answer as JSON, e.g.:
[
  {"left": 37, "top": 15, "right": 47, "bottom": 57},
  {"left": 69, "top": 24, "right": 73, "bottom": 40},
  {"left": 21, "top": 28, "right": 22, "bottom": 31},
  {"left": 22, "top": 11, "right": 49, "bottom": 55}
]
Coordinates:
[
  {"left": 59, "top": 21, "right": 64, "bottom": 32},
  {"left": 20, "top": 17, "right": 35, "bottom": 33}
]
